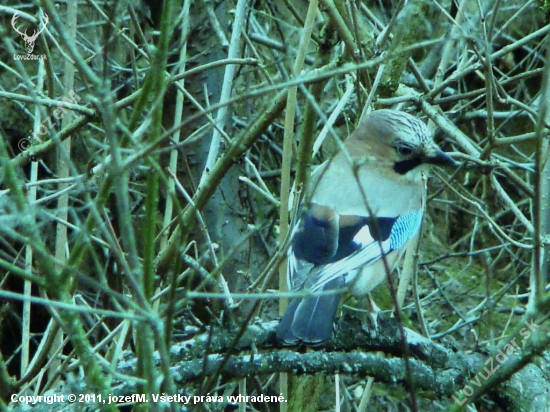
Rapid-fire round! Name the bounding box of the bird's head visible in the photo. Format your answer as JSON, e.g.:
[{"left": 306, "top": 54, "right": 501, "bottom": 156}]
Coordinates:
[{"left": 351, "top": 109, "right": 456, "bottom": 176}]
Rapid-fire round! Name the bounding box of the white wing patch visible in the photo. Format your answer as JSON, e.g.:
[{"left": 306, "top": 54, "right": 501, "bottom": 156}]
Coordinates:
[{"left": 352, "top": 225, "right": 374, "bottom": 246}]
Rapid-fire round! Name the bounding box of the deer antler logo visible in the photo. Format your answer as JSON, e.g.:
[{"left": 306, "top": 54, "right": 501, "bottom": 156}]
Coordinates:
[{"left": 12, "top": 13, "right": 49, "bottom": 54}]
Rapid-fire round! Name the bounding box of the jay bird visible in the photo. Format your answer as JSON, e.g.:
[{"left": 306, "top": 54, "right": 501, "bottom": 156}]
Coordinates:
[{"left": 276, "top": 109, "right": 455, "bottom": 345}]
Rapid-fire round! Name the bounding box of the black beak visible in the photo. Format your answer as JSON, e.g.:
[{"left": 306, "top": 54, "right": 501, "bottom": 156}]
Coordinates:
[{"left": 425, "top": 148, "right": 456, "bottom": 167}]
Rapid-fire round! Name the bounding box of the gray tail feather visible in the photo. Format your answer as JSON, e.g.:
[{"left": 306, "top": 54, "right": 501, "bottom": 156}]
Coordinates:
[{"left": 276, "top": 279, "right": 343, "bottom": 345}]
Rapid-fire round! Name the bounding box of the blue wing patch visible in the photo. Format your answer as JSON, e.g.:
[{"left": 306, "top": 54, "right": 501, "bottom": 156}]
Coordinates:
[{"left": 389, "top": 210, "right": 423, "bottom": 249}]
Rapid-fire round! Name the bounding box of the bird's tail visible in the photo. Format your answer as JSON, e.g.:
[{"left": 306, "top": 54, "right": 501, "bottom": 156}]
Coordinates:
[{"left": 276, "top": 278, "right": 344, "bottom": 345}]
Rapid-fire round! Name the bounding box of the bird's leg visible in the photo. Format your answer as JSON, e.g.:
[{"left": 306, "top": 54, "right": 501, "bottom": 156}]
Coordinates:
[{"left": 359, "top": 293, "right": 381, "bottom": 333}]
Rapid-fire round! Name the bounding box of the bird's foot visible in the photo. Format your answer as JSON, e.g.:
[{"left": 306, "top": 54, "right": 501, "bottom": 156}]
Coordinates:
[{"left": 359, "top": 294, "right": 381, "bottom": 334}]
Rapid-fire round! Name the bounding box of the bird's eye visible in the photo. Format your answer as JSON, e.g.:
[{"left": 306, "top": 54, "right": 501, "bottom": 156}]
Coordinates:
[{"left": 396, "top": 146, "right": 413, "bottom": 156}]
